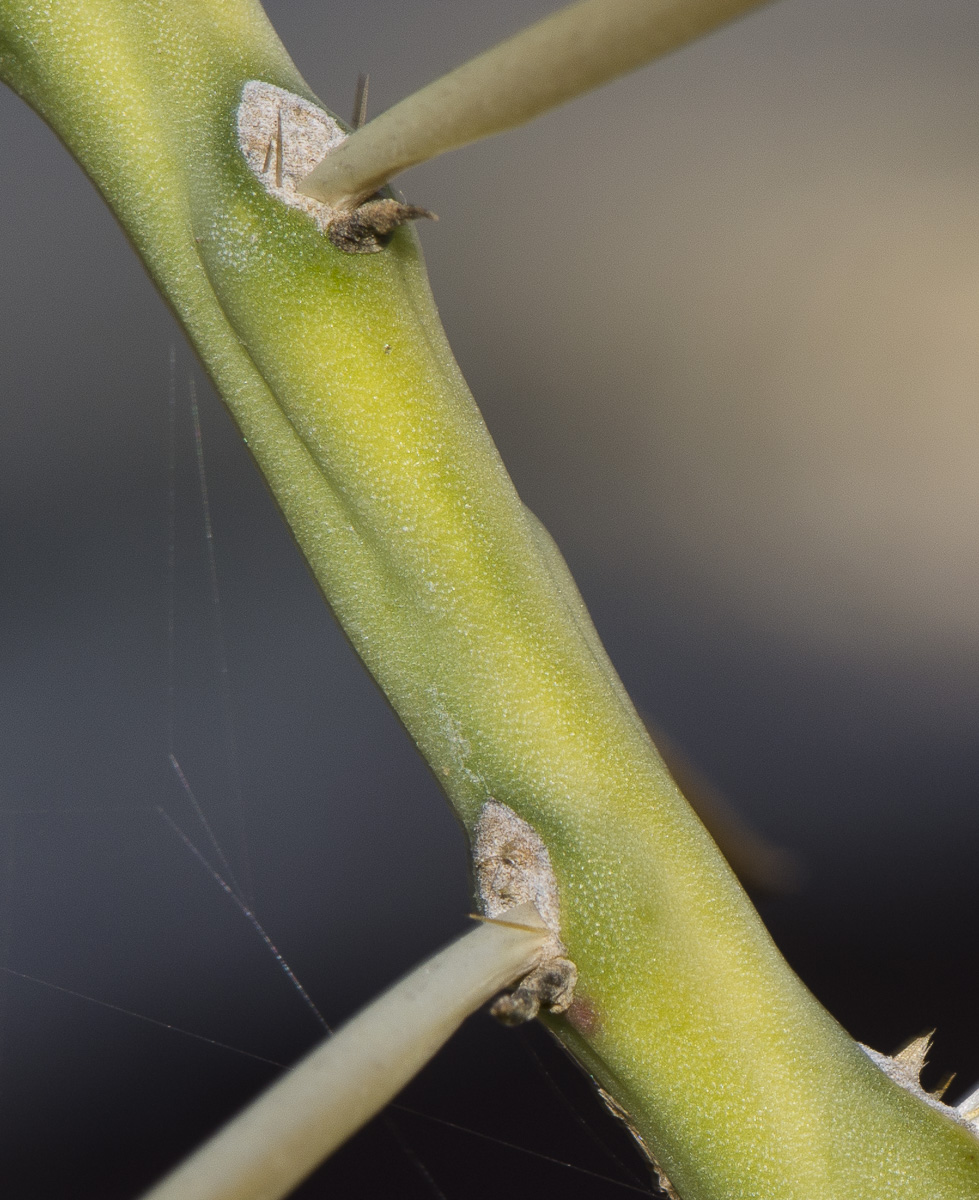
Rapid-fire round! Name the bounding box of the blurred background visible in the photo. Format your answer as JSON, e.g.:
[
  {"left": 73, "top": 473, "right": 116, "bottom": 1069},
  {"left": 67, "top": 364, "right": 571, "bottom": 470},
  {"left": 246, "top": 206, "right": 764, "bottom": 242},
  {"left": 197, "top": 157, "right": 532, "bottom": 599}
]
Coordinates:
[{"left": 2, "top": 0, "right": 978, "bottom": 1196}]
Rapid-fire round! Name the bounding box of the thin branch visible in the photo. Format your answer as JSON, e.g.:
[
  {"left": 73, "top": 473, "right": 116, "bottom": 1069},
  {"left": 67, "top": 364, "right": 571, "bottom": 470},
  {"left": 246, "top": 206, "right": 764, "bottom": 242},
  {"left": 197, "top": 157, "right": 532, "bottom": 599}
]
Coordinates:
[
  {"left": 138, "top": 905, "right": 548, "bottom": 1200},
  {"left": 297, "top": 0, "right": 774, "bottom": 208}
]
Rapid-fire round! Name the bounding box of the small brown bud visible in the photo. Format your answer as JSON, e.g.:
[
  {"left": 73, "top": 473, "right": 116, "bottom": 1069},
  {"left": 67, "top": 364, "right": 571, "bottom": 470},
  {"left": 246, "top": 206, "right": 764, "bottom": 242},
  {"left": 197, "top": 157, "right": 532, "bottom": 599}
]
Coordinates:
[{"left": 328, "top": 199, "right": 437, "bottom": 254}]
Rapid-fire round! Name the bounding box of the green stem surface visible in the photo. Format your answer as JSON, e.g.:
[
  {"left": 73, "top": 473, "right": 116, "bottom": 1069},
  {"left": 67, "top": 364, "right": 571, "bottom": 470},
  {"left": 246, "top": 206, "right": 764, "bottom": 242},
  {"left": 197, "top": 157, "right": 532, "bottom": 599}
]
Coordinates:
[{"left": 1, "top": 2, "right": 976, "bottom": 1197}]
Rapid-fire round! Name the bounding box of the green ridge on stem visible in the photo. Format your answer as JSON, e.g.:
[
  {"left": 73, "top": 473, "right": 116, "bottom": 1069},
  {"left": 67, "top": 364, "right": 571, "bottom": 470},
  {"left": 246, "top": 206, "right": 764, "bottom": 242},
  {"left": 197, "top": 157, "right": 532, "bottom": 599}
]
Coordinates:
[{"left": 1, "top": 2, "right": 977, "bottom": 1197}]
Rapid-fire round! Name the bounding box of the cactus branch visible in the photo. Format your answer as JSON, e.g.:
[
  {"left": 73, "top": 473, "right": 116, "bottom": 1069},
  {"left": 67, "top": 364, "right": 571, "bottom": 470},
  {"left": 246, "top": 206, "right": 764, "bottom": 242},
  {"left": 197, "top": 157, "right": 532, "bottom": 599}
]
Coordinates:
[
  {"left": 139, "top": 907, "right": 549, "bottom": 1200},
  {"left": 296, "top": 0, "right": 775, "bottom": 209},
  {"left": 2, "top": 2, "right": 978, "bottom": 1197}
]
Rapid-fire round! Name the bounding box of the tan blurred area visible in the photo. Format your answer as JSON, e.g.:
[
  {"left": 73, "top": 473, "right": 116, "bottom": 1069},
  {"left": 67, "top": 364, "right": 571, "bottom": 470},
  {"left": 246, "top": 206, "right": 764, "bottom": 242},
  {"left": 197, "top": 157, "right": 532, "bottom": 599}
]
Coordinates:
[{"left": 597, "top": 116, "right": 979, "bottom": 656}]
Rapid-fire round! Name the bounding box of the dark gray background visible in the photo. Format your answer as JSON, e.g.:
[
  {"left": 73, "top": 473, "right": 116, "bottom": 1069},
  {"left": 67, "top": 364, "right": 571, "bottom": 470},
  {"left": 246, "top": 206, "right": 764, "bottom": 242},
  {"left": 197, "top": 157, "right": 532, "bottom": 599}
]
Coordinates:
[{"left": 2, "top": 1, "right": 979, "bottom": 1196}]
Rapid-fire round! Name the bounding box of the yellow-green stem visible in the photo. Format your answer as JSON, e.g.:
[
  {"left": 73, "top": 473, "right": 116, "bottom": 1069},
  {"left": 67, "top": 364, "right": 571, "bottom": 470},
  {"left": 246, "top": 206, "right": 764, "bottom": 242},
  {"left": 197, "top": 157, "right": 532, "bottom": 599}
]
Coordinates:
[{"left": 1, "top": 2, "right": 977, "bottom": 1197}]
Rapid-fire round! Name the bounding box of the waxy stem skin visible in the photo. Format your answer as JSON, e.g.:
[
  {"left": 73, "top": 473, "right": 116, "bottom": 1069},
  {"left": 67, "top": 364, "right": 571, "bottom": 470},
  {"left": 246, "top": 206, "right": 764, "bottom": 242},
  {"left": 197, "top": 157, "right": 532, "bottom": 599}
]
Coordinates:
[{"left": 1, "top": 2, "right": 977, "bottom": 1197}]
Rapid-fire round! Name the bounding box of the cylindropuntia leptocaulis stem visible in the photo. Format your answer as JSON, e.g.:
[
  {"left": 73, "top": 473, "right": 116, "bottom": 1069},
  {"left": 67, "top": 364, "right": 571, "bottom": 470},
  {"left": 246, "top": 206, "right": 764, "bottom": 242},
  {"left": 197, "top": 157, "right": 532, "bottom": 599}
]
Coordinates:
[
  {"left": 4, "top": 0, "right": 979, "bottom": 1197},
  {"left": 296, "top": 0, "right": 775, "bottom": 210}
]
